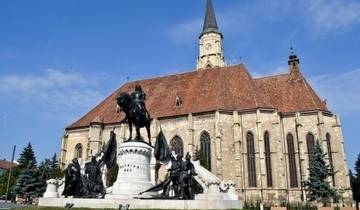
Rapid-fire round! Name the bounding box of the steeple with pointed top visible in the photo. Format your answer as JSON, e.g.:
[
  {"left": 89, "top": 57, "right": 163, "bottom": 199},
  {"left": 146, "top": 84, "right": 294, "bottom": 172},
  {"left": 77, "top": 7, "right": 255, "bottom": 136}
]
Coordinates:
[
  {"left": 197, "top": 0, "right": 226, "bottom": 70},
  {"left": 202, "top": 0, "right": 221, "bottom": 35}
]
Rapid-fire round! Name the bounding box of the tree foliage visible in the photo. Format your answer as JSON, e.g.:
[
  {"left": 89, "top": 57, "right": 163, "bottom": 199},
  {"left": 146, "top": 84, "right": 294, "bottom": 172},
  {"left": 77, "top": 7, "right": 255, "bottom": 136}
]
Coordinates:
[
  {"left": 350, "top": 153, "right": 360, "bottom": 210},
  {"left": 14, "top": 160, "right": 42, "bottom": 198},
  {"left": 1, "top": 143, "right": 64, "bottom": 200},
  {"left": 38, "top": 153, "right": 64, "bottom": 194},
  {"left": 18, "top": 142, "right": 37, "bottom": 169},
  {"left": 305, "top": 142, "right": 338, "bottom": 206},
  {"left": 0, "top": 167, "right": 20, "bottom": 198}
]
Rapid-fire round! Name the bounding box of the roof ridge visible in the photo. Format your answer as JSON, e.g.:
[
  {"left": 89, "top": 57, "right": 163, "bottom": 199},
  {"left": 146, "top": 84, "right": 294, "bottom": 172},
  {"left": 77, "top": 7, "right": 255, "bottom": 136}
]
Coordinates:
[
  {"left": 254, "top": 73, "right": 290, "bottom": 80},
  {"left": 124, "top": 64, "right": 246, "bottom": 85}
]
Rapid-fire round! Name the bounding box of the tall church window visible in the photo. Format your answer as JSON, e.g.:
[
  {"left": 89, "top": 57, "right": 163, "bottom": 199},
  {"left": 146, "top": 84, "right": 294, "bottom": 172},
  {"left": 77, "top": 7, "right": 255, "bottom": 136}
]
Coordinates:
[
  {"left": 170, "top": 135, "right": 184, "bottom": 157},
  {"left": 287, "top": 133, "right": 298, "bottom": 188},
  {"left": 247, "top": 131, "right": 257, "bottom": 187},
  {"left": 326, "top": 133, "right": 335, "bottom": 186},
  {"left": 200, "top": 131, "right": 211, "bottom": 171},
  {"left": 75, "top": 143, "right": 83, "bottom": 159},
  {"left": 306, "top": 133, "right": 315, "bottom": 160},
  {"left": 264, "top": 131, "right": 273, "bottom": 187}
]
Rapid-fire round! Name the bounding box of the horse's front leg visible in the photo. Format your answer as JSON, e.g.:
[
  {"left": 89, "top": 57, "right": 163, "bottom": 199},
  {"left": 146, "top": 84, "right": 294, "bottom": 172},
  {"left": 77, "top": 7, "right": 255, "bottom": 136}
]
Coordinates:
[
  {"left": 146, "top": 124, "right": 151, "bottom": 146},
  {"left": 128, "top": 123, "right": 133, "bottom": 141},
  {"left": 135, "top": 126, "right": 141, "bottom": 140}
]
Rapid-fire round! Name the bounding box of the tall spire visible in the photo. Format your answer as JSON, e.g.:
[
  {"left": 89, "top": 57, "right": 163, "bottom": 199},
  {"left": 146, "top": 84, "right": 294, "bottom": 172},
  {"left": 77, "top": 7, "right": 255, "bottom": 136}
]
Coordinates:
[
  {"left": 197, "top": 0, "right": 225, "bottom": 70},
  {"left": 202, "top": 0, "right": 221, "bottom": 35}
]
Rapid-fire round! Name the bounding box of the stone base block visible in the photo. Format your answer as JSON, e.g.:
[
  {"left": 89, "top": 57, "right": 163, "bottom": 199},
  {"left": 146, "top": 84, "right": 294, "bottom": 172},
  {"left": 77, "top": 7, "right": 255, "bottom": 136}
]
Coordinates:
[
  {"left": 38, "top": 197, "right": 244, "bottom": 210},
  {"left": 271, "top": 207, "right": 287, "bottom": 210},
  {"left": 318, "top": 207, "right": 333, "bottom": 210}
]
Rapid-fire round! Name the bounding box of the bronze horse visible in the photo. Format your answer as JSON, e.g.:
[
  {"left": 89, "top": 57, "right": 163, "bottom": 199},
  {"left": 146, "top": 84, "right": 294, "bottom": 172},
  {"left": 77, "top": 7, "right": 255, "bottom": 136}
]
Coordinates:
[{"left": 116, "top": 92, "right": 152, "bottom": 146}]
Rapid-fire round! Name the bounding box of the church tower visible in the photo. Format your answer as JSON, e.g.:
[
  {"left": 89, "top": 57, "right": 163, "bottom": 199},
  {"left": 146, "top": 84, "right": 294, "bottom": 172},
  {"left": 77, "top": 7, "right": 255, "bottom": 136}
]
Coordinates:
[{"left": 197, "top": 0, "right": 226, "bottom": 70}]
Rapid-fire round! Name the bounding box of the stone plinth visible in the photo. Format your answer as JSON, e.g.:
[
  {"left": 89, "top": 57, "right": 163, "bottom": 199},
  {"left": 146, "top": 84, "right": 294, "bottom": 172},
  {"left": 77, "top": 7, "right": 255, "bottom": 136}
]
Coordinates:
[
  {"left": 106, "top": 141, "right": 154, "bottom": 199},
  {"left": 38, "top": 197, "right": 244, "bottom": 210},
  {"left": 43, "top": 179, "right": 59, "bottom": 198},
  {"left": 318, "top": 207, "right": 333, "bottom": 210},
  {"left": 271, "top": 207, "right": 287, "bottom": 210}
]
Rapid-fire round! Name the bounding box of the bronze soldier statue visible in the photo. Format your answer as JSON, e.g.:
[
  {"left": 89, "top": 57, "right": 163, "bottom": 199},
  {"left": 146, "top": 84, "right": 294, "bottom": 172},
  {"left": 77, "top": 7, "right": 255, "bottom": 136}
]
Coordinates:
[
  {"left": 131, "top": 84, "right": 150, "bottom": 119},
  {"left": 84, "top": 157, "right": 105, "bottom": 198},
  {"left": 62, "top": 158, "right": 81, "bottom": 198}
]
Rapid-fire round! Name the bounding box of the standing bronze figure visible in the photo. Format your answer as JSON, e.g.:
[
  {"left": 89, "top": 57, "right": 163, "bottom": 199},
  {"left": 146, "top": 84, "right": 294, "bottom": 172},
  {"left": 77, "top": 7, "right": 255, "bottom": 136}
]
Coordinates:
[
  {"left": 83, "top": 157, "right": 105, "bottom": 198},
  {"left": 116, "top": 84, "right": 152, "bottom": 145},
  {"left": 62, "top": 158, "right": 82, "bottom": 198}
]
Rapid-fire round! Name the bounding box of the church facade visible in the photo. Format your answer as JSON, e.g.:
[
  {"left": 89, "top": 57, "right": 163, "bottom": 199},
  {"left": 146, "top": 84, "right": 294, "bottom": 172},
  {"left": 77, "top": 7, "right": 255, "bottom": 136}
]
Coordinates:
[{"left": 59, "top": 0, "right": 352, "bottom": 204}]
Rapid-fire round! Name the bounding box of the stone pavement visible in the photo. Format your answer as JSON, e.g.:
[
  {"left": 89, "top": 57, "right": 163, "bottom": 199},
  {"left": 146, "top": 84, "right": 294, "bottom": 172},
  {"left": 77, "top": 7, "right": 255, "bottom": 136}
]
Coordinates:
[{"left": 0, "top": 201, "right": 28, "bottom": 209}]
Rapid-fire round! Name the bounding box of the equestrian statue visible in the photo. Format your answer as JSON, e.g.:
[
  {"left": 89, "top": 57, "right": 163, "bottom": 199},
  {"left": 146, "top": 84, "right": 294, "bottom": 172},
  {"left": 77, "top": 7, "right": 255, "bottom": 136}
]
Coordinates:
[{"left": 116, "top": 84, "right": 152, "bottom": 145}]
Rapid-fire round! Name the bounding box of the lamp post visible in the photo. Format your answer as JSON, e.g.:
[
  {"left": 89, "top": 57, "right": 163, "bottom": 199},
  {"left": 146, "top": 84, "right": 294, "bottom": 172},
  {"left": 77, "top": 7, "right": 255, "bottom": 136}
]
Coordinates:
[{"left": 5, "top": 145, "right": 16, "bottom": 203}]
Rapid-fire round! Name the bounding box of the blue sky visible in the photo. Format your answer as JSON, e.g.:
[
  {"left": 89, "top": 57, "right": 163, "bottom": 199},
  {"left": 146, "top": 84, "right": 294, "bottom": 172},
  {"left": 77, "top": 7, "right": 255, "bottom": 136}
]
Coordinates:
[{"left": 0, "top": 0, "right": 359, "bottom": 170}]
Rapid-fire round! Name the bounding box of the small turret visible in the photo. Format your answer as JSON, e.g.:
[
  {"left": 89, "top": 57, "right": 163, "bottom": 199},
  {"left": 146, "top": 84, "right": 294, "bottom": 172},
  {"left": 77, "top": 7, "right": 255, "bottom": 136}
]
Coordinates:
[{"left": 288, "top": 47, "right": 303, "bottom": 81}]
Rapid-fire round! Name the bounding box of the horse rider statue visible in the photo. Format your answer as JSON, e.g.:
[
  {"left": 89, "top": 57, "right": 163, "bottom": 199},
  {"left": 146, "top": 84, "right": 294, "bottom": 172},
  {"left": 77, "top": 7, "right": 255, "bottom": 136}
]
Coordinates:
[{"left": 131, "top": 84, "right": 151, "bottom": 119}]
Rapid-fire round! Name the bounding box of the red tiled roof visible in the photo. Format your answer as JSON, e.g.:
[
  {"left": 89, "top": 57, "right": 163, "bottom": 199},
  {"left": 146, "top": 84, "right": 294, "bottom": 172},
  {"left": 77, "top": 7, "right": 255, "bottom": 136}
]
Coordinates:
[
  {"left": 66, "top": 64, "right": 328, "bottom": 130},
  {"left": 0, "top": 160, "right": 17, "bottom": 170}
]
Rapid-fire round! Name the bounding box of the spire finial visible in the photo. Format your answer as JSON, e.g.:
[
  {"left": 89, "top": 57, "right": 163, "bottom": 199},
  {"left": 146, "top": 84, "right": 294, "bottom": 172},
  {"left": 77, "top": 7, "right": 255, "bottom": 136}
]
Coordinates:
[
  {"left": 288, "top": 45, "right": 299, "bottom": 65},
  {"left": 290, "top": 45, "right": 295, "bottom": 55},
  {"left": 201, "top": 0, "right": 221, "bottom": 36}
]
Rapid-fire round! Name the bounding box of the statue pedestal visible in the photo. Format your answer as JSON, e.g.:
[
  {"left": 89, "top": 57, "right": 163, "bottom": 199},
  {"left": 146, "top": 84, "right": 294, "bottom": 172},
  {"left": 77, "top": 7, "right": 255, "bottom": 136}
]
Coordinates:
[
  {"left": 106, "top": 141, "right": 155, "bottom": 199},
  {"left": 43, "top": 179, "right": 59, "bottom": 198}
]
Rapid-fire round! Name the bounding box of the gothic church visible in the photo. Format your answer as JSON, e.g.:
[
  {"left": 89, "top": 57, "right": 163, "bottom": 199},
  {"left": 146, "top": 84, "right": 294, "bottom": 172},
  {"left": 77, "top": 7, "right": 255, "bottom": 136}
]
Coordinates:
[{"left": 60, "top": 0, "right": 352, "bottom": 203}]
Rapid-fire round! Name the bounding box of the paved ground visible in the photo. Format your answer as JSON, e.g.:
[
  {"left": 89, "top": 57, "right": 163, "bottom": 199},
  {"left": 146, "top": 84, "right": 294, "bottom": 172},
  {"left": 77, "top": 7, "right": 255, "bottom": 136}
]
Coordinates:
[{"left": 0, "top": 201, "right": 28, "bottom": 209}]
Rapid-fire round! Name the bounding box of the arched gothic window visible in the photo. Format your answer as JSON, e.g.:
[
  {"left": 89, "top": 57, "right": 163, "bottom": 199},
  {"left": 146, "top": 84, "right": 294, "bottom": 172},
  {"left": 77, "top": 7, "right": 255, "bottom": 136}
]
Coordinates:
[
  {"left": 326, "top": 133, "right": 335, "bottom": 186},
  {"left": 306, "top": 133, "right": 315, "bottom": 160},
  {"left": 264, "top": 131, "right": 273, "bottom": 187},
  {"left": 247, "top": 131, "right": 257, "bottom": 187},
  {"left": 287, "top": 133, "right": 298, "bottom": 188},
  {"left": 75, "top": 143, "right": 83, "bottom": 159},
  {"left": 200, "top": 131, "right": 211, "bottom": 171},
  {"left": 170, "top": 136, "right": 184, "bottom": 157}
]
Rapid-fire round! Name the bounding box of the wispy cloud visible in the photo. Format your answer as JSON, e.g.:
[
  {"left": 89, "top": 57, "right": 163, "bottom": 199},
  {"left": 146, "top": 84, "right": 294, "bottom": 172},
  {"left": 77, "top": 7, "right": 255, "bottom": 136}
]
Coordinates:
[
  {"left": 305, "top": 0, "right": 360, "bottom": 32},
  {"left": 1, "top": 114, "right": 8, "bottom": 127},
  {"left": 0, "top": 69, "right": 104, "bottom": 109},
  {"left": 168, "top": 18, "right": 202, "bottom": 45},
  {"left": 309, "top": 69, "right": 360, "bottom": 114},
  {"left": 252, "top": 65, "right": 289, "bottom": 78},
  {"left": 167, "top": 0, "right": 360, "bottom": 45}
]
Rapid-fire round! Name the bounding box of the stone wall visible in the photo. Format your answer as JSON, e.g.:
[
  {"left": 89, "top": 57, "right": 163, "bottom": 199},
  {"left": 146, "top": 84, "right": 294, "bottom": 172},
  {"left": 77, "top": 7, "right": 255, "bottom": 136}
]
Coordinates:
[{"left": 60, "top": 109, "right": 352, "bottom": 204}]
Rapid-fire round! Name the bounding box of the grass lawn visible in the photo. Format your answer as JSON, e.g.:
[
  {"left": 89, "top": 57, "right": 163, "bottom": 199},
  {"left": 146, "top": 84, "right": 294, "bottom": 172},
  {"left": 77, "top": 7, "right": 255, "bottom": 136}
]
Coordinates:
[{"left": 11, "top": 208, "right": 244, "bottom": 210}]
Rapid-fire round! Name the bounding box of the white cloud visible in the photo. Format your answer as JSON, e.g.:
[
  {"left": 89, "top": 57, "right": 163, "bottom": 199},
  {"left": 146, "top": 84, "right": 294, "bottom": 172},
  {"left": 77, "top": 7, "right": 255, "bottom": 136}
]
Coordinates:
[
  {"left": 0, "top": 69, "right": 103, "bottom": 109},
  {"left": 252, "top": 65, "right": 289, "bottom": 78},
  {"left": 309, "top": 69, "right": 360, "bottom": 114},
  {"left": 168, "top": 18, "right": 202, "bottom": 45},
  {"left": 306, "top": 0, "right": 360, "bottom": 32},
  {"left": 167, "top": 0, "right": 360, "bottom": 44}
]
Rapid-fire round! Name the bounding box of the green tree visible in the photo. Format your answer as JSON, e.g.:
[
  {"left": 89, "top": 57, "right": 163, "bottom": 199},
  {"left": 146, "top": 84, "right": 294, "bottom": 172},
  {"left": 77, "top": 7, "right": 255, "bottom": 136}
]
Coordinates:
[
  {"left": 305, "top": 142, "right": 338, "bottom": 206},
  {"left": 18, "top": 142, "right": 37, "bottom": 169},
  {"left": 0, "top": 167, "right": 20, "bottom": 199},
  {"left": 350, "top": 153, "right": 360, "bottom": 210},
  {"left": 38, "top": 153, "right": 64, "bottom": 194},
  {"left": 14, "top": 160, "right": 42, "bottom": 200}
]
